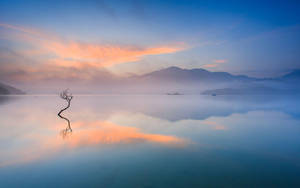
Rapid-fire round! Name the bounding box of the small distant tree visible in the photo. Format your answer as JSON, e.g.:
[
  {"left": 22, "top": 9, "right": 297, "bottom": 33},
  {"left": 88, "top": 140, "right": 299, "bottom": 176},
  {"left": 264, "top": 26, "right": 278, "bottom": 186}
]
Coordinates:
[{"left": 58, "top": 89, "right": 73, "bottom": 138}]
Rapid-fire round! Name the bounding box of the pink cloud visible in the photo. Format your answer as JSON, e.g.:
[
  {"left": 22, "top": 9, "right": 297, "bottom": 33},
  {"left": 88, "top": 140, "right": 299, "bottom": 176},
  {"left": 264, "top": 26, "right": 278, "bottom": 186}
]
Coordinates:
[
  {"left": 202, "top": 59, "right": 227, "bottom": 69},
  {"left": 203, "top": 121, "right": 227, "bottom": 130},
  {"left": 202, "top": 64, "right": 218, "bottom": 68},
  {"left": 213, "top": 59, "right": 227, "bottom": 63},
  {"left": 0, "top": 23, "right": 186, "bottom": 69}
]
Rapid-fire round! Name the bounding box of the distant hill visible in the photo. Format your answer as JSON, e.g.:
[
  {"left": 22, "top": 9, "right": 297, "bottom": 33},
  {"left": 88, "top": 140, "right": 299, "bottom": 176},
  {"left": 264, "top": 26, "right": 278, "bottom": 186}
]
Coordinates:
[
  {"left": 134, "top": 66, "right": 255, "bottom": 83},
  {"left": 202, "top": 86, "right": 300, "bottom": 95},
  {"left": 86, "top": 67, "right": 300, "bottom": 94},
  {"left": 0, "top": 82, "right": 25, "bottom": 95},
  {"left": 4, "top": 67, "right": 299, "bottom": 95},
  {"left": 197, "top": 69, "right": 300, "bottom": 95},
  {"left": 281, "top": 69, "right": 300, "bottom": 81},
  {"left": 128, "top": 67, "right": 300, "bottom": 94}
]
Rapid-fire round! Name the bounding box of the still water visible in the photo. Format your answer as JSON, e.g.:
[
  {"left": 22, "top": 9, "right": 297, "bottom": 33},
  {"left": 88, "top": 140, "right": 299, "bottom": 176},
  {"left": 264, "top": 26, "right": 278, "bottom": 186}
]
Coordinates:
[{"left": 0, "top": 95, "right": 300, "bottom": 187}]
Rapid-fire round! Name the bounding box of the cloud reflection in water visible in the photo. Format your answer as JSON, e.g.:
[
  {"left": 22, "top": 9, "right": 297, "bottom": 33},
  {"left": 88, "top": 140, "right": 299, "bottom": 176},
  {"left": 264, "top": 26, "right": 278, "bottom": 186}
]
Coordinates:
[{"left": 0, "top": 120, "right": 185, "bottom": 167}]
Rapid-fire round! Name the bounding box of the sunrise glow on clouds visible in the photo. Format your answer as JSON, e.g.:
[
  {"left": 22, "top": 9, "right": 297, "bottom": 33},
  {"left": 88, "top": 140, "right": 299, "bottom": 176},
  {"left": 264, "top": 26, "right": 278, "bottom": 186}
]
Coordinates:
[
  {"left": 45, "top": 42, "right": 184, "bottom": 68},
  {"left": 202, "top": 59, "right": 228, "bottom": 69},
  {"left": 0, "top": 0, "right": 299, "bottom": 84},
  {"left": 0, "top": 22, "right": 187, "bottom": 83},
  {"left": 0, "top": 23, "right": 185, "bottom": 69},
  {"left": 203, "top": 120, "right": 227, "bottom": 130},
  {"left": 213, "top": 59, "right": 227, "bottom": 64},
  {"left": 203, "top": 64, "right": 218, "bottom": 68}
]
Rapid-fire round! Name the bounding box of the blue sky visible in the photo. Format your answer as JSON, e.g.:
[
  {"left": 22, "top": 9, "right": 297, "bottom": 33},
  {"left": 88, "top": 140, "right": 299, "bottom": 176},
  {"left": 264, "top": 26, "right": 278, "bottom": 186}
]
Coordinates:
[{"left": 0, "top": 0, "right": 300, "bottom": 82}]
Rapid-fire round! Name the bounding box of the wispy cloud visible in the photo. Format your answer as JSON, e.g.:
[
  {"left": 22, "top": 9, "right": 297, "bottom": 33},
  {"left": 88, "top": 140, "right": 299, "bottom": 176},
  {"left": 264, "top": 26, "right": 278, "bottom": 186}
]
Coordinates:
[
  {"left": 40, "top": 41, "right": 183, "bottom": 68},
  {"left": 203, "top": 120, "right": 227, "bottom": 130},
  {"left": 213, "top": 59, "right": 227, "bottom": 63},
  {"left": 202, "top": 59, "right": 228, "bottom": 69},
  {"left": 0, "top": 23, "right": 185, "bottom": 67},
  {"left": 0, "top": 23, "right": 46, "bottom": 38},
  {"left": 0, "top": 23, "right": 186, "bottom": 82},
  {"left": 202, "top": 64, "right": 218, "bottom": 68}
]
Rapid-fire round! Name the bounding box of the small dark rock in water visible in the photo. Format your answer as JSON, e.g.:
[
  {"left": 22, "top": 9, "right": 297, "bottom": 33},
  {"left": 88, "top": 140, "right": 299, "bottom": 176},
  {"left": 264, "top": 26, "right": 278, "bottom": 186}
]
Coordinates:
[
  {"left": 166, "top": 92, "right": 183, "bottom": 95},
  {"left": 212, "top": 93, "right": 217, "bottom": 96}
]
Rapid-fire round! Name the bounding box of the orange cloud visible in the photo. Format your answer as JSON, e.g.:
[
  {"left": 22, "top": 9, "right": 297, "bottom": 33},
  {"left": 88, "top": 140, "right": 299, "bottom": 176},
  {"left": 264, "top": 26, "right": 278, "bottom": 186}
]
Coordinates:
[
  {"left": 43, "top": 41, "right": 183, "bottom": 68},
  {"left": 202, "top": 59, "right": 227, "bottom": 69},
  {"left": 0, "top": 23, "right": 186, "bottom": 69}
]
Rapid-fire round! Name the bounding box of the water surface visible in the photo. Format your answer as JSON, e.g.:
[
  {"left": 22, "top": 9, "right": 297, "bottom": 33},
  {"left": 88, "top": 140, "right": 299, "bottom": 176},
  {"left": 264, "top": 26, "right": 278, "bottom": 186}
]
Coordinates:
[{"left": 0, "top": 95, "right": 300, "bottom": 187}]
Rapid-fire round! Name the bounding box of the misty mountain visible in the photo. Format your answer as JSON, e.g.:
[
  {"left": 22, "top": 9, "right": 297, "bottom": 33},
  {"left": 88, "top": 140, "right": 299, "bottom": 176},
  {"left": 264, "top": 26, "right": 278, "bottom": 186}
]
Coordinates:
[
  {"left": 201, "top": 69, "right": 300, "bottom": 95},
  {"left": 126, "top": 67, "right": 300, "bottom": 95},
  {"left": 202, "top": 86, "right": 300, "bottom": 95},
  {"left": 281, "top": 69, "right": 300, "bottom": 82},
  {"left": 69, "top": 67, "right": 300, "bottom": 94},
  {"left": 107, "top": 66, "right": 258, "bottom": 94},
  {"left": 132, "top": 66, "right": 255, "bottom": 83},
  {"left": 10, "top": 67, "right": 300, "bottom": 94},
  {"left": 0, "top": 82, "right": 25, "bottom": 95}
]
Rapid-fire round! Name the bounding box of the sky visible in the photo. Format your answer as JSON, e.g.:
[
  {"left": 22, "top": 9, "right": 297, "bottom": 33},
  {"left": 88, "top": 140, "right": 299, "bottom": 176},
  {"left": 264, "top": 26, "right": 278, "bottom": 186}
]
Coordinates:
[{"left": 0, "top": 0, "right": 300, "bottom": 86}]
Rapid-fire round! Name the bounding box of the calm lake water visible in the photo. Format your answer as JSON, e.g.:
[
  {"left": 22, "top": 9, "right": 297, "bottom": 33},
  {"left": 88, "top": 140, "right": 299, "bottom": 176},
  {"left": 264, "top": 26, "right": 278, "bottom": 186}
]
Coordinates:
[{"left": 0, "top": 95, "right": 300, "bottom": 187}]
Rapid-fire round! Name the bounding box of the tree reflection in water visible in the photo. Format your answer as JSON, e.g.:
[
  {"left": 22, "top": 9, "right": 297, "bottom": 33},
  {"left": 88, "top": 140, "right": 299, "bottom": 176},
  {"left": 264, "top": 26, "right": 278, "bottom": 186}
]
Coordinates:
[{"left": 58, "top": 89, "right": 73, "bottom": 138}]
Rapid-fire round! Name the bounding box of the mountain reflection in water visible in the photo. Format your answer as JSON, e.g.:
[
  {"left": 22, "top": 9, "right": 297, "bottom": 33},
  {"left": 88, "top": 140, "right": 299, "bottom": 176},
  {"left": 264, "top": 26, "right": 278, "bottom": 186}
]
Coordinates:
[{"left": 0, "top": 95, "right": 300, "bottom": 187}]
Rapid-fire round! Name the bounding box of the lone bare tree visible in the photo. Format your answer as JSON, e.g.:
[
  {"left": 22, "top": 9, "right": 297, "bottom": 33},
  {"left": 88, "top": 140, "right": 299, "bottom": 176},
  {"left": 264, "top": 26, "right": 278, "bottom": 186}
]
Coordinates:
[{"left": 58, "top": 89, "right": 73, "bottom": 138}]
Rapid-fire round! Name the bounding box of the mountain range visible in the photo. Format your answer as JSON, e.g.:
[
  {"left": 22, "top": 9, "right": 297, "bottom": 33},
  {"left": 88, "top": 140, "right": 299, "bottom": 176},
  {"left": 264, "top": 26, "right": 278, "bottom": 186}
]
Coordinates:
[
  {"left": 1, "top": 66, "right": 300, "bottom": 94},
  {"left": 280, "top": 69, "right": 300, "bottom": 82},
  {"left": 131, "top": 66, "right": 255, "bottom": 83},
  {"left": 136, "top": 67, "right": 300, "bottom": 82}
]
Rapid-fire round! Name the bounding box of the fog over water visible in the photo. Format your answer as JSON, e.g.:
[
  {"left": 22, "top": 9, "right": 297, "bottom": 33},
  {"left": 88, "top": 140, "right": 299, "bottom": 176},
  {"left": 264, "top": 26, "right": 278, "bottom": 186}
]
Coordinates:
[{"left": 0, "top": 95, "right": 300, "bottom": 187}]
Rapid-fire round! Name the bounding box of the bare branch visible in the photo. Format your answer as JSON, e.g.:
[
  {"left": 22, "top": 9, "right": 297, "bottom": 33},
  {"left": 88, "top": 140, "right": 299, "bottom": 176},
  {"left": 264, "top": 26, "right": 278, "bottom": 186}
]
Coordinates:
[
  {"left": 60, "top": 89, "right": 73, "bottom": 102},
  {"left": 58, "top": 89, "right": 73, "bottom": 138}
]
